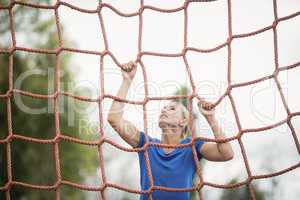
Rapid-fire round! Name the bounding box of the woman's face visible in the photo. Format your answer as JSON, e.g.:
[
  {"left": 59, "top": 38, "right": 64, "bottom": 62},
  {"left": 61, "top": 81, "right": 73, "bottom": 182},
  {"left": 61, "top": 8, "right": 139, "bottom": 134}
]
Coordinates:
[{"left": 158, "top": 101, "right": 185, "bottom": 130}]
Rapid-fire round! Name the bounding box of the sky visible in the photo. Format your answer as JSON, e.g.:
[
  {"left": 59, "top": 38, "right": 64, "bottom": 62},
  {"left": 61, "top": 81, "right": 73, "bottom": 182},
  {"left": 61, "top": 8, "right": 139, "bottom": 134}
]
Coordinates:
[{"left": 35, "top": 0, "right": 300, "bottom": 199}]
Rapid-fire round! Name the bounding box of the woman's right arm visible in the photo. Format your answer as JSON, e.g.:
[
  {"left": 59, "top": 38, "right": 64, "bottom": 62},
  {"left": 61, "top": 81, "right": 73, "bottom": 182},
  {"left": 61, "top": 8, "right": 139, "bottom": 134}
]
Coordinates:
[{"left": 107, "top": 61, "right": 141, "bottom": 148}]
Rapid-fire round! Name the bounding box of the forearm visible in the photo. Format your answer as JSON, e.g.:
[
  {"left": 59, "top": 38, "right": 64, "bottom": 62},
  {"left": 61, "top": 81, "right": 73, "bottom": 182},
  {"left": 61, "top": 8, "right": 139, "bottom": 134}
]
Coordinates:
[
  {"left": 205, "top": 116, "right": 234, "bottom": 159},
  {"left": 108, "top": 78, "right": 132, "bottom": 121}
]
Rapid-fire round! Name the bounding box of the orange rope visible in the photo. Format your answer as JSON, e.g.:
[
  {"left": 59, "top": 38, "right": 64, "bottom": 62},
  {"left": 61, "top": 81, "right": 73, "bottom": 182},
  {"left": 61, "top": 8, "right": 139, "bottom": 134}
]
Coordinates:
[{"left": 0, "top": 0, "right": 300, "bottom": 199}]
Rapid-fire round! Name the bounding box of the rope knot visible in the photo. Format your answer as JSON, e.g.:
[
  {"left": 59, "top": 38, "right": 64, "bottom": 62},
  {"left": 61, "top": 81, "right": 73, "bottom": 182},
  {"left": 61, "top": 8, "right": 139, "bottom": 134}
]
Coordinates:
[
  {"left": 9, "top": 47, "right": 16, "bottom": 55},
  {"left": 7, "top": 135, "right": 13, "bottom": 143},
  {"left": 102, "top": 50, "right": 109, "bottom": 56},
  {"left": 54, "top": 135, "right": 61, "bottom": 143},
  {"left": 5, "top": 181, "right": 12, "bottom": 191},
  {"left": 138, "top": 6, "right": 144, "bottom": 14},
  {"left": 56, "top": 47, "right": 63, "bottom": 55},
  {"left": 6, "top": 90, "right": 13, "bottom": 98},
  {"left": 273, "top": 20, "right": 279, "bottom": 28}
]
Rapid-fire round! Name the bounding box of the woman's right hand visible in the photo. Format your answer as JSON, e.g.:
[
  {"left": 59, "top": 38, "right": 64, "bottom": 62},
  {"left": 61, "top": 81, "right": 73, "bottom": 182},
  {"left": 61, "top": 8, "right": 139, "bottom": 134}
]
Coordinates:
[{"left": 121, "top": 61, "right": 137, "bottom": 82}]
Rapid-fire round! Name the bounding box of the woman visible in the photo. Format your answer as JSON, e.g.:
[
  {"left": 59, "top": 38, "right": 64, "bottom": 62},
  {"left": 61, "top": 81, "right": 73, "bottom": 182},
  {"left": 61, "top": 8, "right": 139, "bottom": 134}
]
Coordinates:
[{"left": 107, "top": 61, "right": 234, "bottom": 200}]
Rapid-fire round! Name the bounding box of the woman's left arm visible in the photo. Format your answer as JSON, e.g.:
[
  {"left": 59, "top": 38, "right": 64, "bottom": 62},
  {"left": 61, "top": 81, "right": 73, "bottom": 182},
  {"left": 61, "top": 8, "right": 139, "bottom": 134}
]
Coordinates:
[{"left": 197, "top": 100, "right": 234, "bottom": 162}]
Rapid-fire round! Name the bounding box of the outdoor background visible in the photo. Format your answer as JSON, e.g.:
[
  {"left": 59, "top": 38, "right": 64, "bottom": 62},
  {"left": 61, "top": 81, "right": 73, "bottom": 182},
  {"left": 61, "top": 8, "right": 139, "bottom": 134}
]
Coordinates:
[{"left": 0, "top": 0, "right": 300, "bottom": 199}]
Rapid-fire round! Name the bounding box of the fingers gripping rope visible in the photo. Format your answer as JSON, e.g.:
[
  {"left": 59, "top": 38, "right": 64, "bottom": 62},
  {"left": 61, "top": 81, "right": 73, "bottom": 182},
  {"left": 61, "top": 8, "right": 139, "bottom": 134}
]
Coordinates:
[{"left": 0, "top": 0, "right": 300, "bottom": 200}]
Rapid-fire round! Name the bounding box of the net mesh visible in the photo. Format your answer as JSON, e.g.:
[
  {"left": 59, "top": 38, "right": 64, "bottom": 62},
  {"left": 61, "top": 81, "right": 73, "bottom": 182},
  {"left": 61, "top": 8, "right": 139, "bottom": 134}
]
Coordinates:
[{"left": 0, "top": 0, "right": 300, "bottom": 199}]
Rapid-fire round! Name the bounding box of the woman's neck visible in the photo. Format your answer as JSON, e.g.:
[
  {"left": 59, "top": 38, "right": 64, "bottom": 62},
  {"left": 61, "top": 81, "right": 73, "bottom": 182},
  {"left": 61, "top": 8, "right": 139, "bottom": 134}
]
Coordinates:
[
  {"left": 161, "top": 133, "right": 181, "bottom": 144},
  {"left": 161, "top": 130, "right": 182, "bottom": 154},
  {"left": 161, "top": 129, "right": 182, "bottom": 144}
]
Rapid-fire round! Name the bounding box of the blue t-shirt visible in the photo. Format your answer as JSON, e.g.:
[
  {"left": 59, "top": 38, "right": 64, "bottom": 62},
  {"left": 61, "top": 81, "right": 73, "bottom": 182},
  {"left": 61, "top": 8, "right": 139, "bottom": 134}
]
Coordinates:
[{"left": 138, "top": 131, "right": 205, "bottom": 200}]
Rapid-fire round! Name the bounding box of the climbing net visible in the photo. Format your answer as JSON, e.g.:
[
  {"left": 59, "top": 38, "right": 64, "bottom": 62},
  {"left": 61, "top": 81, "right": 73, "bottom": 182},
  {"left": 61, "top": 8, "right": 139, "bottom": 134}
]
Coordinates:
[{"left": 0, "top": 0, "right": 300, "bottom": 199}]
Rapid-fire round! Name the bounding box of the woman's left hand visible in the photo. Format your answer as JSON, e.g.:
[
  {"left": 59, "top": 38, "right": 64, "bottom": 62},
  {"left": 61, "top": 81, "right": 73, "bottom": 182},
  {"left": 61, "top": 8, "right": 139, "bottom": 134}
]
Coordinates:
[{"left": 197, "top": 99, "right": 215, "bottom": 118}]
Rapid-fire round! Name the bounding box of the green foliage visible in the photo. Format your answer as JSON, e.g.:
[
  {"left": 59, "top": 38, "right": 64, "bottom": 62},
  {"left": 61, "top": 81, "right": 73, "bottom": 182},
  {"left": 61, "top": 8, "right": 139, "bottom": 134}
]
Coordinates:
[
  {"left": 220, "top": 179, "right": 266, "bottom": 200},
  {"left": 173, "top": 87, "right": 267, "bottom": 200},
  {"left": 0, "top": 1, "right": 98, "bottom": 199},
  {"left": 174, "top": 85, "right": 190, "bottom": 108}
]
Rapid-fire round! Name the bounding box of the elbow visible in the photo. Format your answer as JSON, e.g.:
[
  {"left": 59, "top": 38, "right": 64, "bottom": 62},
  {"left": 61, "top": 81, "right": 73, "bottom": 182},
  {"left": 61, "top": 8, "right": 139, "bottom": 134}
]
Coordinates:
[
  {"left": 107, "top": 115, "right": 117, "bottom": 125},
  {"left": 107, "top": 115, "right": 121, "bottom": 127},
  {"left": 107, "top": 117, "right": 116, "bottom": 125},
  {"left": 224, "top": 151, "right": 234, "bottom": 161},
  {"left": 226, "top": 154, "right": 234, "bottom": 161}
]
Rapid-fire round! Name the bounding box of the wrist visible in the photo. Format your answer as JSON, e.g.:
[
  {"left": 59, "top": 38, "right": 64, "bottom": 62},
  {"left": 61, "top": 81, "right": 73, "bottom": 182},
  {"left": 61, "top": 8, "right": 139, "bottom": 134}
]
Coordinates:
[
  {"left": 213, "top": 133, "right": 225, "bottom": 140},
  {"left": 123, "top": 77, "right": 133, "bottom": 84}
]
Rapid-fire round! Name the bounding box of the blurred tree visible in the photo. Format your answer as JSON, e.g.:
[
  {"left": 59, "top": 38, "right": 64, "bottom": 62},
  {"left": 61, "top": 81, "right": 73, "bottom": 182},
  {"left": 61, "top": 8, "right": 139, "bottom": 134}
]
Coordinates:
[
  {"left": 0, "top": 1, "right": 99, "bottom": 199},
  {"left": 174, "top": 86, "right": 266, "bottom": 200},
  {"left": 220, "top": 179, "right": 266, "bottom": 200}
]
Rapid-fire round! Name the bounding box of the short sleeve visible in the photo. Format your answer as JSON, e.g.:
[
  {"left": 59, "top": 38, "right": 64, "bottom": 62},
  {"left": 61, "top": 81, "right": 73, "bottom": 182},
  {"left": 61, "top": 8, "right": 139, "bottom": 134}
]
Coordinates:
[
  {"left": 195, "top": 139, "right": 205, "bottom": 160},
  {"left": 138, "top": 131, "right": 146, "bottom": 148},
  {"left": 138, "top": 131, "right": 159, "bottom": 148}
]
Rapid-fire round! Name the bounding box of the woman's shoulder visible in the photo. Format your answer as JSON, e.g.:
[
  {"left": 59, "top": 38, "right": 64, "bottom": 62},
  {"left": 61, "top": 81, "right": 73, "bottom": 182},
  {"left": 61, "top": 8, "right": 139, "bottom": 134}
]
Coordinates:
[
  {"left": 139, "top": 131, "right": 161, "bottom": 144},
  {"left": 181, "top": 137, "right": 191, "bottom": 144}
]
